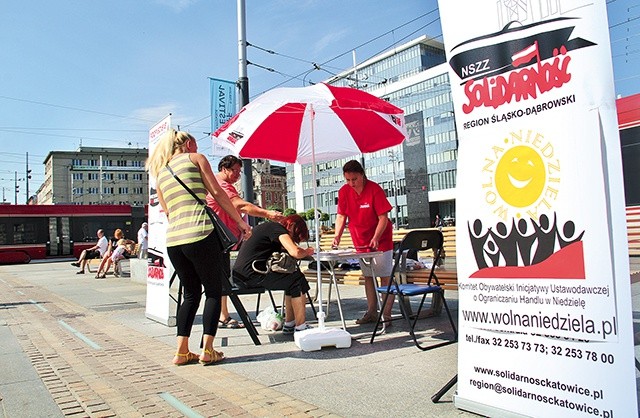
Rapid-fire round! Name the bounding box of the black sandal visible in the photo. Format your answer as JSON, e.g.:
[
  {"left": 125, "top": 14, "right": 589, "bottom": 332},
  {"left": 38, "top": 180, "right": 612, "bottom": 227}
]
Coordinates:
[{"left": 218, "top": 317, "right": 244, "bottom": 329}]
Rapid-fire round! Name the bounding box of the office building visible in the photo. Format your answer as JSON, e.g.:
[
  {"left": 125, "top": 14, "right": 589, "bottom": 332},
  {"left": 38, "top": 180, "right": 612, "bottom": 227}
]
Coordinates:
[{"left": 39, "top": 147, "right": 148, "bottom": 206}]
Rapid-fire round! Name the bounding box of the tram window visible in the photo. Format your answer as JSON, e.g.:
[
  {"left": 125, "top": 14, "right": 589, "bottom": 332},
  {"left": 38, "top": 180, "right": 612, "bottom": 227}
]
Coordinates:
[
  {"left": 13, "top": 222, "right": 37, "bottom": 244},
  {"left": 0, "top": 224, "right": 6, "bottom": 245}
]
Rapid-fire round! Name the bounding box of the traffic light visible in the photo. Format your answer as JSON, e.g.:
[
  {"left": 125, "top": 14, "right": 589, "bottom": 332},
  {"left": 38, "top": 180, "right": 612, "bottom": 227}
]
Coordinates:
[{"left": 27, "top": 169, "right": 32, "bottom": 180}]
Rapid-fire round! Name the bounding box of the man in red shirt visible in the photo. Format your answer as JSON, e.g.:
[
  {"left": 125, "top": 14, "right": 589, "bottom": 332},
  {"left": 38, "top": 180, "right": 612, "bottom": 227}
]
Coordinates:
[
  {"left": 333, "top": 160, "right": 395, "bottom": 326},
  {"left": 207, "top": 155, "right": 283, "bottom": 328}
]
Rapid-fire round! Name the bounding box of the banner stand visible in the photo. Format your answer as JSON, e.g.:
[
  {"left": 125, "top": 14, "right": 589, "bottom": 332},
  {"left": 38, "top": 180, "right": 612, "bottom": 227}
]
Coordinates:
[
  {"left": 438, "top": 1, "right": 638, "bottom": 416},
  {"left": 145, "top": 114, "right": 176, "bottom": 327},
  {"left": 453, "top": 397, "right": 529, "bottom": 418}
]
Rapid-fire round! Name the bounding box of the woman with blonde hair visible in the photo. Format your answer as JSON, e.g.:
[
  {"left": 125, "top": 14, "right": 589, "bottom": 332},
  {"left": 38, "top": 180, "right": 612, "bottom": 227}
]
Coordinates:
[{"left": 147, "top": 129, "right": 251, "bottom": 365}]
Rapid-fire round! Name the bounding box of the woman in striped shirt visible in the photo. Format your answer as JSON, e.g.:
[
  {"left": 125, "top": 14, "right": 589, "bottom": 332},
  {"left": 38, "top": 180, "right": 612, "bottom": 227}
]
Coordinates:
[{"left": 147, "top": 129, "right": 251, "bottom": 366}]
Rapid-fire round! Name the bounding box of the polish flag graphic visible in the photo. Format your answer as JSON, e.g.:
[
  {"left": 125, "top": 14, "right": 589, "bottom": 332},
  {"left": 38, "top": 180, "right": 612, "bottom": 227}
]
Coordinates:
[{"left": 511, "top": 41, "right": 539, "bottom": 67}]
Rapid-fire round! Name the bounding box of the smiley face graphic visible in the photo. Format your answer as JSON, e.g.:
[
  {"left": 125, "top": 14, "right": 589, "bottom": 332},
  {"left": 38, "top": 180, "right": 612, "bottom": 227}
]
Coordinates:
[{"left": 495, "top": 145, "right": 545, "bottom": 208}]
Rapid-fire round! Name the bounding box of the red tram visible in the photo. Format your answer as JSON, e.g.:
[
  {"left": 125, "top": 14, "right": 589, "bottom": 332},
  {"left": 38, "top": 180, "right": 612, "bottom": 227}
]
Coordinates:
[{"left": 0, "top": 205, "right": 145, "bottom": 264}]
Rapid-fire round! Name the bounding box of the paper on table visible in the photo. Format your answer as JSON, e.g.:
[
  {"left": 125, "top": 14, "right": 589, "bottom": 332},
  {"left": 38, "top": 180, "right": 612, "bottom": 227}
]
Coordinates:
[{"left": 324, "top": 249, "right": 357, "bottom": 256}]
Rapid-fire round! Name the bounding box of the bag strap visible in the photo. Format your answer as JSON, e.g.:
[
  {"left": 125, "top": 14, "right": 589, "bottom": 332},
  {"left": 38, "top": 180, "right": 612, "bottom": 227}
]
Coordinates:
[
  {"left": 165, "top": 164, "right": 207, "bottom": 207},
  {"left": 251, "top": 259, "right": 269, "bottom": 275},
  {"left": 166, "top": 163, "right": 245, "bottom": 249}
]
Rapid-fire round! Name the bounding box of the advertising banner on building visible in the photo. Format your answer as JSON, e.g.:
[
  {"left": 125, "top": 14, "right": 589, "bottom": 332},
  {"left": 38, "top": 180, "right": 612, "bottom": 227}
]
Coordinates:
[
  {"left": 403, "top": 111, "right": 430, "bottom": 228},
  {"left": 210, "top": 78, "right": 237, "bottom": 157},
  {"left": 438, "top": 0, "right": 637, "bottom": 416},
  {"left": 146, "top": 114, "right": 175, "bottom": 326}
]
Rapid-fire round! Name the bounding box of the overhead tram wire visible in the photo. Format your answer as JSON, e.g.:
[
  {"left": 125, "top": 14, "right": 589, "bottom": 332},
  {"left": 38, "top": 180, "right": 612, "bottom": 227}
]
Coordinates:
[
  {"left": 0, "top": 95, "right": 158, "bottom": 123},
  {"left": 0, "top": 128, "right": 140, "bottom": 144},
  {"left": 252, "top": 21, "right": 442, "bottom": 93},
  {"left": 0, "top": 127, "right": 147, "bottom": 133},
  {"left": 247, "top": 7, "right": 441, "bottom": 95}
]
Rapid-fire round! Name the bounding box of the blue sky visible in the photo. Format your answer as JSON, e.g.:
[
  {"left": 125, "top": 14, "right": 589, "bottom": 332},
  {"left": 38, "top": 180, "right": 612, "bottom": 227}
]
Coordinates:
[{"left": 0, "top": 0, "right": 637, "bottom": 202}]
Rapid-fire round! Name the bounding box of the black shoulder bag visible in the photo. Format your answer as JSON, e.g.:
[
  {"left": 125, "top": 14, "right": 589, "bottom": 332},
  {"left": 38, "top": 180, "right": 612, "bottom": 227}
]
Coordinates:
[{"left": 165, "top": 164, "right": 238, "bottom": 253}]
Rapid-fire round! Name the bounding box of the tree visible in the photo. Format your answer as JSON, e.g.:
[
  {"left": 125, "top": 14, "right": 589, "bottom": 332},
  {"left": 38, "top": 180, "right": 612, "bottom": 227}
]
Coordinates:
[
  {"left": 283, "top": 208, "right": 296, "bottom": 216},
  {"left": 305, "top": 208, "right": 317, "bottom": 221}
]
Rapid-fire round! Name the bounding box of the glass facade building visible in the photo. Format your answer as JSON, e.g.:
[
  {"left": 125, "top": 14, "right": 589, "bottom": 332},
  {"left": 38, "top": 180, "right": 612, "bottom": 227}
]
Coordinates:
[{"left": 287, "top": 35, "right": 458, "bottom": 228}]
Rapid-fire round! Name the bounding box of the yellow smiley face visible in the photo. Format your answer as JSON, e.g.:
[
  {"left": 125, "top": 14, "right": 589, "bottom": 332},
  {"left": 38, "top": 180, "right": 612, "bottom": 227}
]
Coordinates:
[{"left": 495, "top": 145, "right": 545, "bottom": 207}]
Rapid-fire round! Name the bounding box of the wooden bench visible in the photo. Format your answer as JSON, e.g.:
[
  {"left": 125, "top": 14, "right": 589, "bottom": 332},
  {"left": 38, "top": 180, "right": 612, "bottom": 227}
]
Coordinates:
[
  {"left": 627, "top": 206, "right": 640, "bottom": 256},
  {"left": 303, "top": 227, "right": 458, "bottom": 290}
]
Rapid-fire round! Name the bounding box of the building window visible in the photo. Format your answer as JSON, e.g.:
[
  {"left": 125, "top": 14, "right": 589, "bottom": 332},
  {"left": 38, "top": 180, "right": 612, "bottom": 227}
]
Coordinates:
[
  {"left": 88, "top": 159, "right": 98, "bottom": 166},
  {"left": 88, "top": 173, "right": 99, "bottom": 180},
  {"left": 131, "top": 161, "right": 142, "bottom": 167},
  {"left": 117, "top": 160, "right": 127, "bottom": 167},
  {"left": 118, "top": 187, "right": 129, "bottom": 194},
  {"left": 88, "top": 187, "right": 99, "bottom": 194},
  {"left": 133, "top": 173, "right": 143, "bottom": 181},
  {"left": 133, "top": 187, "right": 143, "bottom": 194},
  {"left": 102, "top": 173, "right": 114, "bottom": 181},
  {"left": 72, "top": 159, "right": 82, "bottom": 166},
  {"left": 103, "top": 187, "right": 114, "bottom": 194},
  {"left": 72, "top": 173, "right": 83, "bottom": 180},
  {"left": 118, "top": 173, "right": 128, "bottom": 180},
  {"left": 103, "top": 160, "right": 113, "bottom": 166}
]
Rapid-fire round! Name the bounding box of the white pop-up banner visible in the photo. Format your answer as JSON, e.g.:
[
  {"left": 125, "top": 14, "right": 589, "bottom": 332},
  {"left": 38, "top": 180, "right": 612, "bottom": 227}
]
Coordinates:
[
  {"left": 145, "top": 114, "right": 176, "bottom": 326},
  {"left": 438, "top": 1, "right": 637, "bottom": 416}
]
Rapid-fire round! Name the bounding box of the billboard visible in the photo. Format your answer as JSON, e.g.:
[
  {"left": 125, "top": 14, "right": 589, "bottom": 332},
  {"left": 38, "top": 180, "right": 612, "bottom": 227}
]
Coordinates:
[{"left": 438, "top": 1, "right": 637, "bottom": 416}]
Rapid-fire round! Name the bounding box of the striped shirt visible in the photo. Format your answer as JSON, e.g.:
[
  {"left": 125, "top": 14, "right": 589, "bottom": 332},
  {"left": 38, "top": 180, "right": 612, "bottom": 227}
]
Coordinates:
[{"left": 157, "top": 153, "right": 213, "bottom": 247}]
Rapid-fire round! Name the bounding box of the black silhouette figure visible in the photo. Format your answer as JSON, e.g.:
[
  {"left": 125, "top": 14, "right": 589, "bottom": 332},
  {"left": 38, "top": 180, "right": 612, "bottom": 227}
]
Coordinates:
[
  {"left": 531, "top": 213, "right": 558, "bottom": 265},
  {"left": 468, "top": 219, "right": 491, "bottom": 269},
  {"left": 484, "top": 239, "right": 501, "bottom": 267},
  {"left": 514, "top": 218, "right": 537, "bottom": 266},
  {"left": 557, "top": 220, "right": 585, "bottom": 248},
  {"left": 489, "top": 221, "right": 519, "bottom": 266}
]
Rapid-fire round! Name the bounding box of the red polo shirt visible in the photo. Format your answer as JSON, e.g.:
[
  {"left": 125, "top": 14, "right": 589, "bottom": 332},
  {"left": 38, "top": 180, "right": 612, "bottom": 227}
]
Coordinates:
[{"left": 337, "top": 180, "right": 393, "bottom": 252}]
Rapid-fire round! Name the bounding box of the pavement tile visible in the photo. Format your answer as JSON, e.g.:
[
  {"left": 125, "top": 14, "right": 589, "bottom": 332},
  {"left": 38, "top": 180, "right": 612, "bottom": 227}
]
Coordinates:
[{"left": 0, "top": 261, "right": 489, "bottom": 417}]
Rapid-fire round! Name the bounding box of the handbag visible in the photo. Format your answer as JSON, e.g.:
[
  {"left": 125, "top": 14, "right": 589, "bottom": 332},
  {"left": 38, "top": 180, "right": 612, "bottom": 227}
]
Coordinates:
[
  {"left": 165, "top": 164, "right": 238, "bottom": 253},
  {"left": 252, "top": 252, "right": 298, "bottom": 274}
]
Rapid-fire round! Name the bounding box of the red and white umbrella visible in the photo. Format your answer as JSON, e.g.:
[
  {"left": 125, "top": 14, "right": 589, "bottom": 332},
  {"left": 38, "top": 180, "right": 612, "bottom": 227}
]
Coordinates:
[
  {"left": 212, "top": 82, "right": 407, "bottom": 339},
  {"left": 212, "top": 82, "right": 407, "bottom": 164}
]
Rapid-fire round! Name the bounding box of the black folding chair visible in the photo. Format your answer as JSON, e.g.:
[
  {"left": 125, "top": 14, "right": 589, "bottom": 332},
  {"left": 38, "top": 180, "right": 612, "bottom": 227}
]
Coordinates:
[
  {"left": 171, "top": 272, "right": 266, "bottom": 346},
  {"left": 371, "top": 229, "right": 457, "bottom": 351}
]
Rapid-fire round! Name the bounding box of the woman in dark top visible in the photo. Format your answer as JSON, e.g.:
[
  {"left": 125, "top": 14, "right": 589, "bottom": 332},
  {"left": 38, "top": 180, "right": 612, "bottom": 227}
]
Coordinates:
[{"left": 233, "top": 215, "right": 315, "bottom": 334}]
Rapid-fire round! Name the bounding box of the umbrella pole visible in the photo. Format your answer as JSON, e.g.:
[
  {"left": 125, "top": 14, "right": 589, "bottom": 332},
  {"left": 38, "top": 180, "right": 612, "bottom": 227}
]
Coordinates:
[{"left": 309, "top": 105, "right": 326, "bottom": 330}]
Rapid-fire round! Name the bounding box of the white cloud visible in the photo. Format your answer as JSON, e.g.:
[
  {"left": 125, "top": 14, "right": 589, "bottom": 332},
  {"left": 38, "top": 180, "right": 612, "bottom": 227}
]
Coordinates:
[
  {"left": 130, "top": 104, "right": 176, "bottom": 123},
  {"left": 313, "top": 29, "right": 349, "bottom": 56},
  {"left": 153, "top": 0, "right": 198, "bottom": 13}
]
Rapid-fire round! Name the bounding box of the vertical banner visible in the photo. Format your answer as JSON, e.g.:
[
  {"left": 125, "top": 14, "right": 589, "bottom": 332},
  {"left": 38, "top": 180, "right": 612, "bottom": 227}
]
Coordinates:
[
  {"left": 438, "top": 1, "right": 637, "bottom": 416},
  {"left": 146, "top": 114, "right": 176, "bottom": 326},
  {"left": 210, "top": 78, "right": 237, "bottom": 157},
  {"left": 403, "top": 111, "right": 430, "bottom": 228}
]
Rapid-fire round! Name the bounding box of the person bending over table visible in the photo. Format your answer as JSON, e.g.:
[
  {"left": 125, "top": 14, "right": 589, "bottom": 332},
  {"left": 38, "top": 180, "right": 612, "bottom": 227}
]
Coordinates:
[
  {"left": 332, "top": 159, "right": 395, "bottom": 326},
  {"left": 232, "top": 214, "right": 314, "bottom": 335}
]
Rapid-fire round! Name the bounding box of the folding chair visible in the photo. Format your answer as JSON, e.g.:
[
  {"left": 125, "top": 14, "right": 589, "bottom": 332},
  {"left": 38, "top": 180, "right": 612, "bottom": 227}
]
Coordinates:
[
  {"left": 171, "top": 271, "right": 266, "bottom": 346},
  {"left": 252, "top": 256, "right": 317, "bottom": 319},
  {"left": 370, "top": 229, "right": 457, "bottom": 351}
]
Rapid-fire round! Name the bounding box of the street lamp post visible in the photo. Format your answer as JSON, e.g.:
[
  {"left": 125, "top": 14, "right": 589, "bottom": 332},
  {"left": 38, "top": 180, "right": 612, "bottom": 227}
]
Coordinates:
[{"left": 388, "top": 150, "right": 400, "bottom": 229}]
